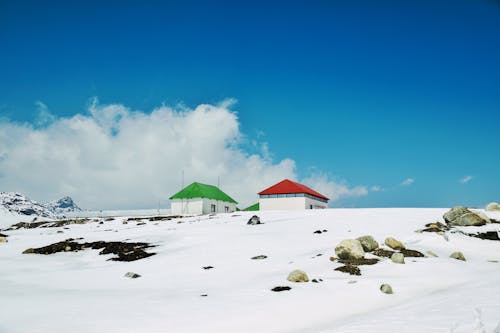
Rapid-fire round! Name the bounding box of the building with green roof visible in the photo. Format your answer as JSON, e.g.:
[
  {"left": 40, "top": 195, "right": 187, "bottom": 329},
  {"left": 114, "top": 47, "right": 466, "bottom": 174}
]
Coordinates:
[{"left": 169, "top": 182, "right": 238, "bottom": 215}]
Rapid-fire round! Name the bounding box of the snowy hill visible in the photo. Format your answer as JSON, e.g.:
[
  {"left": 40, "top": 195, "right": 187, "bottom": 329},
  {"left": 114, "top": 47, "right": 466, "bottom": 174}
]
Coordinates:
[
  {"left": 0, "top": 192, "right": 57, "bottom": 219},
  {"left": 0, "top": 208, "right": 499, "bottom": 332},
  {"left": 45, "top": 196, "right": 82, "bottom": 214}
]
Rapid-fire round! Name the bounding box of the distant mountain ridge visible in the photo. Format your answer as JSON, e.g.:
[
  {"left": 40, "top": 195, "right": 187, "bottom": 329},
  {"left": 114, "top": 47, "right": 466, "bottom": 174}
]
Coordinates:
[{"left": 0, "top": 192, "right": 82, "bottom": 218}]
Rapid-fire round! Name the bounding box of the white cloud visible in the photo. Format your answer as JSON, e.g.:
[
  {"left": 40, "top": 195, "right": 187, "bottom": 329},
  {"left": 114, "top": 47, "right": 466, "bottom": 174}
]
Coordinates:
[
  {"left": 0, "top": 99, "right": 370, "bottom": 210},
  {"left": 401, "top": 178, "right": 415, "bottom": 186},
  {"left": 302, "top": 173, "right": 368, "bottom": 203},
  {"left": 370, "top": 185, "right": 383, "bottom": 192},
  {"left": 0, "top": 99, "right": 301, "bottom": 209},
  {"left": 34, "top": 101, "right": 56, "bottom": 127},
  {"left": 460, "top": 175, "right": 474, "bottom": 184}
]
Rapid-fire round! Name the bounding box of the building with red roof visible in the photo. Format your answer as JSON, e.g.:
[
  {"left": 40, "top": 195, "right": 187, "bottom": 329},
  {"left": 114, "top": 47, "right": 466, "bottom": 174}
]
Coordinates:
[{"left": 258, "top": 179, "right": 329, "bottom": 210}]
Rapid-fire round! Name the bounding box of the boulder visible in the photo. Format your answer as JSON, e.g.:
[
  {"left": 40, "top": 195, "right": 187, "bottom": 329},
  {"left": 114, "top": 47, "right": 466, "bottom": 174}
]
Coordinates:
[
  {"left": 247, "top": 215, "right": 261, "bottom": 225},
  {"left": 450, "top": 251, "right": 466, "bottom": 261},
  {"left": 0, "top": 236, "right": 8, "bottom": 243},
  {"left": 287, "top": 269, "right": 309, "bottom": 283},
  {"left": 380, "top": 284, "right": 393, "bottom": 294},
  {"left": 385, "top": 237, "right": 405, "bottom": 250},
  {"left": 486, "top": 202, "right": 500, "bottom": 211},
  {"left": 443, "top": 206, "right": 487, "bottom": 226},
  {"left": 271, "top": 286, "right": 291, "bottom": 292},
  {"left": 426, "top": 250, "right": 438, "bottom": 257},
  {"left": 356, "top": 235, "right": 379, "bottom": 252},
  {"left": 391, "top": 252, "right": 405, "bottom": 264},
  {"left": 335, "top": 239, "right": 365, "bottom": 260}
]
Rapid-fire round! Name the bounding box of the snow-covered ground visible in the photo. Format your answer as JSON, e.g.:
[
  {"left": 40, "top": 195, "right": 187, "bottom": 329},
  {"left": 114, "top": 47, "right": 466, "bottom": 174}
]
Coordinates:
[{"left": 1, "top": 208, "right": 499, "bottom": 333}]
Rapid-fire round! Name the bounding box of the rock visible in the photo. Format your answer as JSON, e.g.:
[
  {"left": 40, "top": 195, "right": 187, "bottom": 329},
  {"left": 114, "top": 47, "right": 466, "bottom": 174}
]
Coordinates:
[
  {"left": 339, "top": 258, "right": 379, "bottom": 266},
  {"left": 486, "top": 202, "right": 500, "bottom": 211},
  {"left": 271, "top": 286, "right": 291, "bottom": 292},
  {"left": 385, "top": 237, "right": 405, "bottom": 250},
  {"left": 356, "top": 235, "right": 379, "bottom": 252},
  {"left": 373, "top": 248, "right": 396, "bottom": 258},
  {"left": 313, "top": 230, "right": 322, "bottom": 234},
  {"left": 64, "top": 245, "right": 72, "bottom": 251},
  {"left": 311, "top": 279, "right": 319, "bottom": 283},
  {"left": 391, "top": 252, "right": 405, "bottom": 264},
  {"left": 0, "top": 232, "right": 8, "bottom": 237},
  {"left": 400, "top": 249, "right": 425, "bottom": 257},
  {"left": 251, "top": 255, "right": 268, "bottom": 260},
  {"left": 202, "top": 266, "right": 214, "bottom": 270},
  {"left": 473, "top": 210, "right": 491, "bottom": 224},
  {"left": 22, "top": 248, "right": 34, "bottom": 254},
  {"left": 247, "top": 215, "right": 261, "bottom": 225},
  {"left": 287, "top": 269, "right": 309, "bottom": 282},
  {"left": 469, "top": 231, "right": 500, "bottom": 241},
  {"left": 0, "top": 236, "right": 7, "bottom": 243},
  {"left": 443, "top": 206, "right": 487, "bottom": 226},
  {"left": 334, "top": 265, "right": 361, "bottom": 276},
  {"left": 450, "top": 251, "right": 466, "bottom": 261},
  {"left": 124, "top": 272, "right": 141, "bottom": 279},
  {"left": 426, "top": 250, "right": 438, "bottom": 257},
  {"left": 380, "top": 284, "right": 393, "bottom": 294},
  {"left": 335, "top": 239, "right": 365, "bottom": 260}
]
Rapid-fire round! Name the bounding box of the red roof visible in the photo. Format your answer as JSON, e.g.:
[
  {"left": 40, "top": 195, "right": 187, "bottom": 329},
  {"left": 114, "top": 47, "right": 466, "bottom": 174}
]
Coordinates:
[{"left": 258, "top": 179, "right": 329, "bottom": 201}]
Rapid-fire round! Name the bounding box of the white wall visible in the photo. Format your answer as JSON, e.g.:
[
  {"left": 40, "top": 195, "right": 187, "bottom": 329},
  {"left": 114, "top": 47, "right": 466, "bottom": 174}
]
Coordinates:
[
  {"left": 259, "top": 196, "right": 327, "bottom": 211},
  {"left": 171, "top": 198, "right": 236, "bottom": 215}
]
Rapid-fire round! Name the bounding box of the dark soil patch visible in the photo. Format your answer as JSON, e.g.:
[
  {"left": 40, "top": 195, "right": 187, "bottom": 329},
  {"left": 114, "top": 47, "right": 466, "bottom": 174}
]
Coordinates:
[
  {"left": 334, "top": 265, "right": 361, "bottom": 276},
  {"left": 469, "top": 231, "right": 500, "bottom": 241},
  {"left": 149, "top": 215, "right": 183, "bottom": 221},
  {"left": 400, "top": 249, "right": 425, "bottom": 257},
  {"left": 251, "top": 255, "right": 267, "bottom": 260},
  {"left": 339, "top": 258, "right": 379, "bottom": 266},
  {"left": 271, "top": 286, "right": 291, "bottom": 292},
  {"left": 22, "top": 239, "right": 155, "bottom": 262},
  {"left": 373, "top": 249, "right": 396, "bottom": 258},
  {"left": 7, "top": 218, "right": 92, "bottom": 230}
]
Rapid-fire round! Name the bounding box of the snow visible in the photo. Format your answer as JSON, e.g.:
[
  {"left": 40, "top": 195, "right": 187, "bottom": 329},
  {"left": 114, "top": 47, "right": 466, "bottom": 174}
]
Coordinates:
[{"left": 1, "top": 208, "right": 499, "bottom": 332}]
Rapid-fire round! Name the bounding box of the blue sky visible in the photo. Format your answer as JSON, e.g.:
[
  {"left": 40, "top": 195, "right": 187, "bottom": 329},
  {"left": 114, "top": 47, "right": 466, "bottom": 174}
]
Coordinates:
[{"left": 1, "top": 0, "right": 499, "bottom": 208}]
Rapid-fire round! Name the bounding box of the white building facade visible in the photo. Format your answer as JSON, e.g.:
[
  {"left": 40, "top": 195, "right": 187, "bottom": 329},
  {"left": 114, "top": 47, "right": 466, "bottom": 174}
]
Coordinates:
[
  {"left": 170, "top": 198, "right": 237, "bottom": 215},
  {"left": 258, "top": 179, "right": 329, "bottom": 211}
]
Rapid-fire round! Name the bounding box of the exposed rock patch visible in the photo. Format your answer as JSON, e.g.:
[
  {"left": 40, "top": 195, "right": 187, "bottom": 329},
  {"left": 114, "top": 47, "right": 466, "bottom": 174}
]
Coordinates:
[
  {"left": 385, "top": 237, "right": 405, "bottom": 250},
  {"left": 251, "top": 255, "right": 268, "bottom": 260},
  {"left": 450, "top": 251, "right": 466, "bottom": 261},
  {"left": 391, "top": 252, "right": 405, "bottom": 264},
  {"left": 486, "top": 202, "right": 500, "bottom": 211},
  {"left": 356, "top": 235, "right": 379, "bottom": 252},
  {"left": 400, "top": 249, "right": 425, "bottom": 257},
  {"left": 335, "top": 239, "right": 365, "bottom": 260},
  {"left": 247, "top": 215, "right": 261, "bottom": 225},
  {"left": 334, "top": 265, "right": 361, "bottom": 276},
  {"left": 339, "top": 258, "right": 379, "bottom": 266},
  {"left": 444, "top": 206, "right": 487, "bottom": 226},
  {"left": 22, "top": 239, "right": 155, "bottom": 262},
  {"left": 271, "top": 286, "right": 291, "bottom": 292},
  {"left": 124, "top": 272, "right": 141, "bottom": 279},
  {"left": 287, "top": 269, "right": 309, "bottom": 282},
  {"left": 380, "top": 284, "right": 393, "bottom": 294},
  {"left": 373, "top": 248, "right": 396, "bottom": 258}
]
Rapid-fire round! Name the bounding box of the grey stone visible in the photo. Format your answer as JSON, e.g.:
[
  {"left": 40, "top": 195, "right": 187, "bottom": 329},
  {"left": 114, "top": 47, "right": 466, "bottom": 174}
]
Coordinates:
[
  {"left": 380, "top": 284, "right": 393, "bottom": 294},
  {"left": 247, "top": 215, "right": 261, "bottom": 225},
  {"left": 287, "top": 269, "right": 309, "bottom": 282},
  {"left": 124, "top": 272, "right": 141, "bottom": 279},
  {"left": 450, "top": 251, "right": 466, "bottom": 261},
  {"left": 486, "top": 202, "right": 500, "bottom": 211},
  {"left": 385, "top": 237, "right": 405, "bottom": 250},
  {"left": 335, "top": 239, "right": 365, "bottom": 260},
  {"left": 356, "top": 235, "right": 379, "bottom": 252},
  {"left": 443, "top": 206, "right": 487, "bottom": 226},
  {"left": 391, "top": 252, "right": 405, "bottom": 264},
  {"left": 0, "top": 236, "right": 7, "bottom": 243}
]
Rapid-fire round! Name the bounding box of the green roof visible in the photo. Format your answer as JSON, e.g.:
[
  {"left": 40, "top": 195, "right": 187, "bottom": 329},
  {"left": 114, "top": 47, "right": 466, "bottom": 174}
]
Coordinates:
[
  {"left": 169, "top": 182, "right": 237, "bottom": 204},
  {"left": 243, "top": 203, "right": 259, "bottom": 211}
]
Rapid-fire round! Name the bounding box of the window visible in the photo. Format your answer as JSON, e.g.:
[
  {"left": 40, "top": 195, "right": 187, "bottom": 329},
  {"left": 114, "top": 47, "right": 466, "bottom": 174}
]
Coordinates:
[
  {"left": 225, "top": 206, "right": 229, "bottom": 212},
  {"left": 211, "top": 204, "right": 216, "bottom": 213}
]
